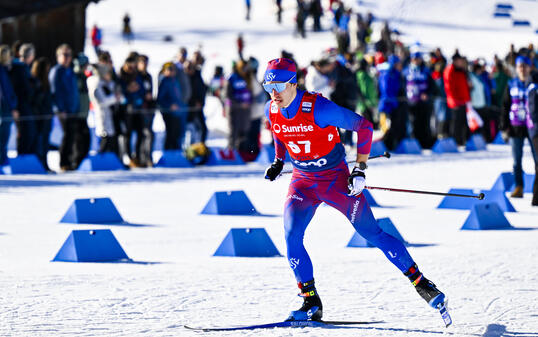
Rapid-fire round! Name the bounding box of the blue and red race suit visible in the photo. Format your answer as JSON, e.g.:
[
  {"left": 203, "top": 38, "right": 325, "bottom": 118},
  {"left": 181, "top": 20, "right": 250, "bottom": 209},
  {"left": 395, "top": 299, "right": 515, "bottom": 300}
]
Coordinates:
[{"left": 265, "top": 90, "right": 415, "bottom": 282}]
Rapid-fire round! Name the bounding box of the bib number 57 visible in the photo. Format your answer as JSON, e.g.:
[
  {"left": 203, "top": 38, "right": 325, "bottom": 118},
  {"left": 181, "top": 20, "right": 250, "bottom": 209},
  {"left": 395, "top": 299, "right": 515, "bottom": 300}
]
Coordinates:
[{"left": 288, "top": 140, "right": 311, "bottom": 154}]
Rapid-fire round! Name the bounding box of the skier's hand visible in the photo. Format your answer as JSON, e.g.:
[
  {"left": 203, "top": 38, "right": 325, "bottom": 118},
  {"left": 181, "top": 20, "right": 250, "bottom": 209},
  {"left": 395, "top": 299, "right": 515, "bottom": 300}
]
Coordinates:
[
  {"left": 501, "top": 130, "right": 510, "bottom": 143},
  {"left": 347, "top": 167, "right": 366, "bottom": 196},
  {"left": 265, "top": 159, "right": 284, "bottom": 181}
]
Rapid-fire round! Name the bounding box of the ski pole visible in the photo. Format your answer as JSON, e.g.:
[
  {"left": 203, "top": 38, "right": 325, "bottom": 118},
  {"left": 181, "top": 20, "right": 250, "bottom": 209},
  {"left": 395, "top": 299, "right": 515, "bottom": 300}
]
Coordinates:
[
  {"left": 280, "top": 151, "right": 391, "bottom": 175},
  {"left": 365, "top": 186, "right": 485, "bottom": 200}
]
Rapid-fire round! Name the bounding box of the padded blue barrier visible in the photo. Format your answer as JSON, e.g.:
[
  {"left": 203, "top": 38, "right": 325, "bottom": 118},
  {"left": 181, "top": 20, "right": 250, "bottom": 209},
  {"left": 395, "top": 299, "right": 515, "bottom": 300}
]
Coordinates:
[
  {"left": 461, "top": 203, "right": 513, "bottom": 230},
  {"left": 491, "top": 172, "right": 535, "bottom": 193},
  {"left": 78, "top": 152, "right": 125, "bottom": 171},
  {"left": 437, "top": 188, "right": 515, "bottom": 212},
  {"left": 206, "top": 148, "right": 245, "bottom": 166},
  {"left": 492, "top": 132, "right": 506, "bottom": 144},
  {"left": 493, "top": 12, "right": 511, "bottom": 18},
  {"left": 495, "top": 3, "right": 513, "bottom": 10},
  {"left": 490, "top": 172, "right": 514, "bottom": 192},
  {"left": 0, "top": 154, "right": 46, "bottom": 174},
  {"left": 362, "top": 189, "right": 380, "bottom": 207},
  {"left": 394, "top": 138, "right": 422, "bottom": 154},
  {"left": 60, "top": 198, "right": 124, "bottom": 224},
  {"left": 201, "top": 190, "right": 258, "bottom": 215},
  {"left": 369, "top": 141, "right": 388, "bottom": 157},
  {"left": 513, "top": 20, "right": 530, "bottom": 26},
  {"left": 255, "top": 144, "right": 291, "bottom": 164},
  {"left": 466, "top": 134, "right": 487, "bottom": 151},
  {"left": 52, "top": 229, "right": 130, "bottom": 262},
  {"left": 155, "top": 150, "right": 193, "bottom": 168},
  {"left": 432, "top": 138, "right": 458, "bottom": 154},
  {"left": 347, "top": 218, "right": 407, "bottom": 247},
  {"left": 213, "top": 228, "right": 281, "bottom": 257}
]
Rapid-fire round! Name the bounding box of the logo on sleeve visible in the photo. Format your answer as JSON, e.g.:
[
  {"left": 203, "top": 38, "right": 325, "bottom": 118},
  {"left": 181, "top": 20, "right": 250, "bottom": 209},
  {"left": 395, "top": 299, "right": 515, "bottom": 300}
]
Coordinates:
[{"left": 301, "top": 101, "right": 312, "bottom": 112}]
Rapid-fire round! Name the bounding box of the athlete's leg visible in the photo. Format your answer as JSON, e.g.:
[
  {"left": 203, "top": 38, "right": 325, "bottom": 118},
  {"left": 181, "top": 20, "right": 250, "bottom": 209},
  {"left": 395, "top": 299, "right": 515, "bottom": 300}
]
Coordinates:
[
  {"left": 284, "top": 174, "right": 322, "bottom": 283},
  {"left": 319, "top": 163, "right": 414, "bottom": 272}
]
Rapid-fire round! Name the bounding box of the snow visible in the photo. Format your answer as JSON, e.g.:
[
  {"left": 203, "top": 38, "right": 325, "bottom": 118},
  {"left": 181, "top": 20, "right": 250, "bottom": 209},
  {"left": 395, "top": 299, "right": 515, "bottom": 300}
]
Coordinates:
[{"left": 2, "top": 0, "right": 538, "bottom": 335}]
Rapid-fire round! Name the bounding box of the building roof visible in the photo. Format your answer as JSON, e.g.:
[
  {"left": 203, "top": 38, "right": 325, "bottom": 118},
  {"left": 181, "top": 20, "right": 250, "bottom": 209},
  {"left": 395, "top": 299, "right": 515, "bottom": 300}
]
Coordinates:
[{"left": 0, "top": 0, "right": 98, "bottom": 19}]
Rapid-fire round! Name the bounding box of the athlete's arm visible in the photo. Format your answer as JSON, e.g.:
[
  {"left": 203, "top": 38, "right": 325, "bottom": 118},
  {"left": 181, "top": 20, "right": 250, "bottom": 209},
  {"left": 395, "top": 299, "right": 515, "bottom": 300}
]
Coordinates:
[
  {"left": 314, "top": 96, "right": 373, "bottom": 163},
  {"left": 264, "top": 101, "right": 288, "bottom": 161}
]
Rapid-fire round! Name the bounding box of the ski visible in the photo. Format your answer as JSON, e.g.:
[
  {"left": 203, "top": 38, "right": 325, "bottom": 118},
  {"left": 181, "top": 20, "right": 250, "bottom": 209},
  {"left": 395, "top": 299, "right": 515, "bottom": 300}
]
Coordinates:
[
  {"left": 437, "top": 301, "right": 452, "bottom": 327},
  {"left": 184, "top": 319, "right": 382, "bottom": 331}
]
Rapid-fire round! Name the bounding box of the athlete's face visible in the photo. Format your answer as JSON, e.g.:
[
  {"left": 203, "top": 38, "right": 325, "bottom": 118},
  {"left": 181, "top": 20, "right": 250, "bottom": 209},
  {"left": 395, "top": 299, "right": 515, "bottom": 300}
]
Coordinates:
[{"left": 269, "top": 83, "right": 297, "bottom": 108}]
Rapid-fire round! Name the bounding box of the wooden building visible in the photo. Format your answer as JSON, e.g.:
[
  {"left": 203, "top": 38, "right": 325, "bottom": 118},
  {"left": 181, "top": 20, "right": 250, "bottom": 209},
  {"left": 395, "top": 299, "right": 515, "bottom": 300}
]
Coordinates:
[{"left": 0, "top": 0, "right": 98, "bottom": 61}]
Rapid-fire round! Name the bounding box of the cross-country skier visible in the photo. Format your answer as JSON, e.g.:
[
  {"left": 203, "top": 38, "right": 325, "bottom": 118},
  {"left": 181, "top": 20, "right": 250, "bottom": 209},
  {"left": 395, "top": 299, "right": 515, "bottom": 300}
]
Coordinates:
[{"left": 263, "top": 58, "right": 447, "bottom": 322}]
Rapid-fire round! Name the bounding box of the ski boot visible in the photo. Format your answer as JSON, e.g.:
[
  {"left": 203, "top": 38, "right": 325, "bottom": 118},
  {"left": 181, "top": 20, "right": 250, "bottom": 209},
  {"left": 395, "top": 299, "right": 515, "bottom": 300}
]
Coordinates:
[
  {"left": 405, "top": 264, "right": 452, "bottom": 327},
  {"left": 405, "top": 264, "right": 445, "bottom": 308},
  {"left": 286, "top": 279, "right": 323, "bottom": 321}
]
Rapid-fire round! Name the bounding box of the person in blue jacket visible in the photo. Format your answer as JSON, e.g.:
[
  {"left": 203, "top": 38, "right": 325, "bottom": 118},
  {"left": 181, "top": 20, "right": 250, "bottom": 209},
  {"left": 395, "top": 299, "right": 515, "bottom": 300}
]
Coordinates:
[
  {"left": 378, "top": 55, "right": 408, "bottom": 150},
  {"left": 158, "top": 62, "right": 187, "bottom": 150},
  {"left": 49, "top": 44, "right": 81, "bottom": 171},
  {"left": 0, "top": 45, "right": 18, "bottom": 165}
]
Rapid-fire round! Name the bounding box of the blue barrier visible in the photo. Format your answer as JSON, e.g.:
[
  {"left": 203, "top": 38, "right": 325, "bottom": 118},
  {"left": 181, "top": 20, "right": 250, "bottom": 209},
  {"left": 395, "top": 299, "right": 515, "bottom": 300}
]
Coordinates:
[
  {"left": 61, "top": 197, "right": 124, "bottom": 224},
  {"left": 492, "top": 132, "right": 506, "bottom": 144},
  {"left": 394, "top": 138, "right": 422, "bottom": 154},
  {"left": 78, "top": 152, "right": 125, "bottom": 171},
  {"left": 255, "top": 144, "right": 291, "bottom": 164},
  {"left": 206, "top": 148, "right": 245, "bottom": 166},
  {"left": 155, "top": 150, "right": 194, "bottom": 168},
  {"left": 213, "top": 228, "right": 282, "bottom": 257},
  {"left": 513, "top": 20, "right": 530, "bottom": 26},
  {"left": 493, "top": 12, "right": 511, "bottom": 18},
  {"left": 347, "top": 218, "right": 407, "bottom": 247},
  {"left": 369, "top": 141, "right": 388, "bottom": 157},
  {"left": 437, "top": 188, "right": 515, "bottom": 212},
  {"left": 201, "top": 190, "right": 259, "bottom": 215},
  {"left": 495, "top": 3, "right": 513, "bottom": 10},
  {"left": 461, "top": 203, "right": 513, "bottom": 230},
  {"left": 52, "top": 229, "right": 130, "bottom": 262},
  {"left": 0, "top": 154, "right": 46, "bottom": 174},
  {"left": 491, "top": 172, "right": 535, "bottom": 193},
  {"left": 466, "top": 134, "right": 487, "bottom": 151},
  {"left": 432, "top": 138, "right": 458, "bottom": 154}
]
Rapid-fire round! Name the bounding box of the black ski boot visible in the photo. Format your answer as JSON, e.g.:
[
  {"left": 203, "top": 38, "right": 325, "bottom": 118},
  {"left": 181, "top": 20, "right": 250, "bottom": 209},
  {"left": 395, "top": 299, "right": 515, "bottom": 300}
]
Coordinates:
[
  {"left": 286, "top": 279, "right": 323, "bottom": 321},
  {"left": 405, "top": 264, "right": 446, "bottom": 308}
]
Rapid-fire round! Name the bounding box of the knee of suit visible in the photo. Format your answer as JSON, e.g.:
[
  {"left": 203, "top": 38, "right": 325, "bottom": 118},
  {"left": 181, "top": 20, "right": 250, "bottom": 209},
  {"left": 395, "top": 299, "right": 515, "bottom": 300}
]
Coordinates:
[{"left": 356, "top": 223, "right": 384, "bottom": 245}]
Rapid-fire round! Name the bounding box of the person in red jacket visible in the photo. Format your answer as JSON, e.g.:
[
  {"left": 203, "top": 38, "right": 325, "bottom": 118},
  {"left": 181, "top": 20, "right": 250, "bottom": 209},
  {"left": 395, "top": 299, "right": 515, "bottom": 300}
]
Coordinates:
[
  {"left": 90, "top": 24, "right": 102, "bottom": 56},
  {"left": 443, "top": 52, "right": 471, "bottom": 145}
]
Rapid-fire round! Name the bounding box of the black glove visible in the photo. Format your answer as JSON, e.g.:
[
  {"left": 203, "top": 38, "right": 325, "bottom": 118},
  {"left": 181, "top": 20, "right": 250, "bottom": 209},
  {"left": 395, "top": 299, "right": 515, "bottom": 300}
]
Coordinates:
[{"left": 265, "top": 159, "right": 284, "bottom": 181}]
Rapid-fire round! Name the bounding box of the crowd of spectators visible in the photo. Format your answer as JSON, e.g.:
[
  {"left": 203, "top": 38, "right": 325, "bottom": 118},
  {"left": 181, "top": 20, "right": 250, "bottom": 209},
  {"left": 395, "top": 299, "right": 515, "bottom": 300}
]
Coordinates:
[{"left": 0, "top": 0, "right": 537, "bottom": 206}]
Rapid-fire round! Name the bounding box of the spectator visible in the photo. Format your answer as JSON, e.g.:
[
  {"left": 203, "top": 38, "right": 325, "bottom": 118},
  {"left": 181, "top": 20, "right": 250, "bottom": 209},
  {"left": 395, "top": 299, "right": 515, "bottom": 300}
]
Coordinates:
[
  {"left": 184, "top": 60, "right": 208, "bottom": 145},
  {"left": 122, "top": 13, "right": 133, "bottom": 43},
  {"left": 174, "top": 48, "right": 192, "bottom": 105},
  {"left": 90, "top": 24, "right": 102, "bottom": 56},
  {"left": 296, "top": 0, "right": 308, "bottom": 39},
  {"left": 330, "top": 56, "right": 359, "bottom": 147},
  {"left": 378, "top": 55, "right": 408, "bottom": 150},
  {"left": 492, "top": 58, "right": 510, "bottom": 109},
  {"left": 475, "top": 59, "right": 497, "bottom": 141},
  {"left": 336, "top": 9, "right": 351, "bottom": 54},
  {"left": 0, "top": 45, "right": 18, "bottom": 165},
  {"left": 237, "top": 34, "right": 245, "bottom": 61},
  {"left": 10, "top": 43, "right": 36, "bottom": 156},
  {"left": 356, "top": 58, "right": 378, "bottom": 127},
  {"left": 305, "top": 59, "right": 334, "bottom": 98},
  {"left": 11, "top": 40, "right": 22, "bottom": 60},
  {"left": 73, "top": 52, "right": 91, "bottom": 168},
  {"left": 226, "top": 59, "right": 252, "bottom": 150},
  {"left": 208, "top": 65, "right": 226, "bottom": 100},
  {"left": 243, "top": 56, "right": 266, "bottom": 161},
  {"left": 529, "top": 72, "right": 538, "bottom": 206},
  {"left": 30, "top": 57, "right": 53, "bottom": 172},
  {"left": 310, "top": 0, "right": 323, "bottom": 32},
  {"left": 500, "top": 56, "right": 538, "bottom": 198},
  {"left": 431, "top": 61, "right": 448, "bottom": 138},
  {"left": 87, "top": 63, "right": 122, "bottom": 156},
  {"left": 443, "top": 52, "right": 471, "bottom": 145},
  {"left": 49, "top": 44, "right": 81, "bottom": 171},
  {"left": 276, "top": 0, "right": 283, "bottom": 24},
  {"left": 245, "top": 0, "right": 251, "bottom": 20},
  {"left": 403, "top": 51, "right": 436, "bottom": 148},
  {"left": 119, "top": 55, "right": 145, "bottom": 167},
  {"left": 137, "top": 54, "right": 155, "bottom": 167},
  {"left": 158, "top": 62, "right": 187, "bottom": 150}
]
